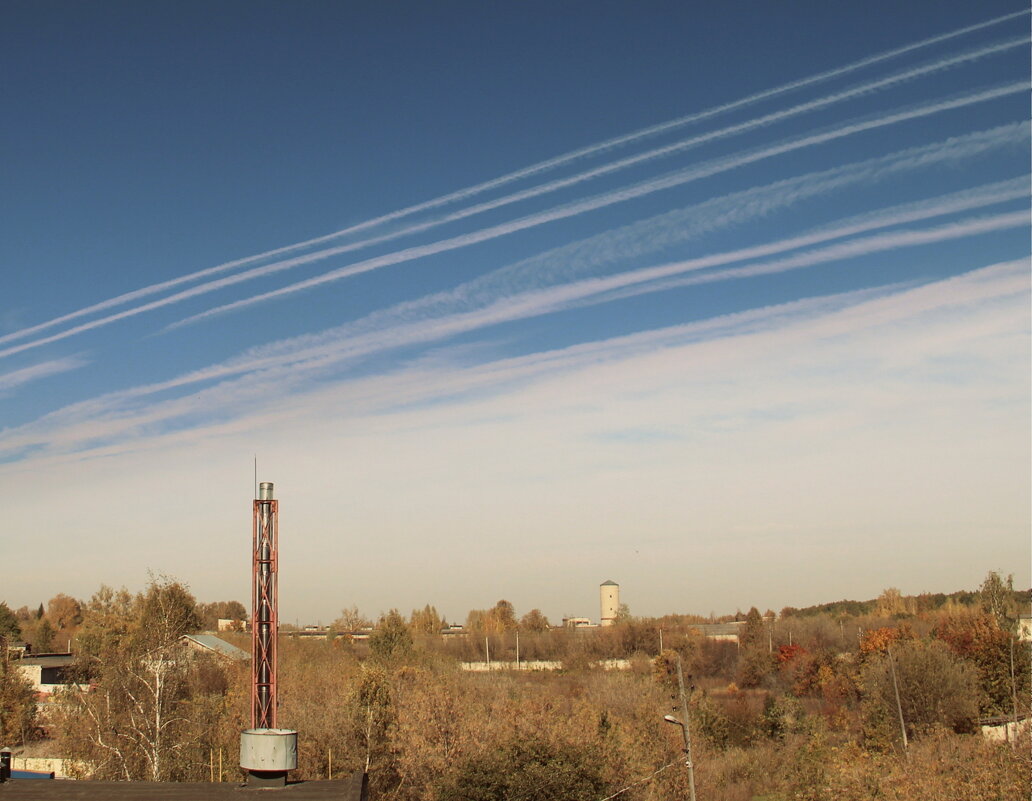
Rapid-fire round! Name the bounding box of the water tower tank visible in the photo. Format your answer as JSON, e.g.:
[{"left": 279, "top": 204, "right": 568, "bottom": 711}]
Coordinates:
[{"left": 600, "top": 580, "right": 619, "bottom": 627}]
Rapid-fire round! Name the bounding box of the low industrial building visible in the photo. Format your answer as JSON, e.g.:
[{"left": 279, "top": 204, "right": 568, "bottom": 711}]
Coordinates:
[{"left": 688, "top": 622, "right": 745, "bottom": 642}]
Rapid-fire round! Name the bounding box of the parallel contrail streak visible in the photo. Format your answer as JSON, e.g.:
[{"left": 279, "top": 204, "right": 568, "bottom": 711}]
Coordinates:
[
  {"left": 413, "top": 180, "right": 1032, "bottom": 325},
  {"left": 412, "top": 38, "right": 1025, "bottom": 231},
  {"left": 671, "top": 211, "right": 1030, "bottom": 289},
  {"left": 168, "top": 43, "right": 1024, "bottom": 317},
  {"left": 0, "top": 84, "right": 1020, "bottom": 364},
  {"left": 212, "top": 186, "right": 1032, "bottom": 373},
  {"left": 172, "top": 82, "right": 1028, "bottom": 325},
  {"left": 1, "top": 9, "right": 1024, "bottom": 348},
  {"left": 36, "top": 180, "right": 1025, "bottom": 406},
  {"left": 2, "top": 229, "right": 1023, "bottom": 460}
]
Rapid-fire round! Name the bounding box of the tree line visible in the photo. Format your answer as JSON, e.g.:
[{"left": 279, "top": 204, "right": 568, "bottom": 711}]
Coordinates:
[{"left": 0, "top": 572, "right": 1028, "bottom": 799}]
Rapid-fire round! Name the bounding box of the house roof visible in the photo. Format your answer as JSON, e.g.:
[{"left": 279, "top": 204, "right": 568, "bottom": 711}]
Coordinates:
[
  {"left": 180, "top": 634, "right": 248, "bottom": 661},
  {"left": 600, "top": 580, "right": 618, "bottom": 586}
]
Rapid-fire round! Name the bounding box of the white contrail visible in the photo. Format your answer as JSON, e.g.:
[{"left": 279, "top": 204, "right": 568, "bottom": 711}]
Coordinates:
[
  {"left": 1, "top": 84, "right": 1021, "bottom": 366},
  {"left": 101, "top": 151, "right": 1021, "bottom": 391},
  {"left": 441, "top": 140, "right": 1030, "bottom": 309},
  {"left": 167, "top": 210, "right": 1032, "bottom": 402},
  {"left": 252, "top": 175, "right": 1027, "bottom": 364},
  {"left": 0, "top": 357, "right": 88, "bottom": 394},
  {"left": 171, "top": 81, "right": 1028, "bottom": 325},
  {"left": 2, "top": 10, "right": 1024, "bottom": 348},
  {"left": 237, "top": 35, "right": 1023, "bottom": 286},
  {"left": 0, "top": 289, "right": 874, "bottom": 461},
  {"left": 212, "top": 184, "right": 1031, "bottom": 370},
  {"left": 2, "top": 258, "right": 1025, "bottom": 462},
  {"left": 23, "top": 176, "right": 1022, "bottom": 414},
  {"left": 409, "top": 38, "right": 1026, "bottom": 231},
  {"left": 657, "top": 210, "right": 1030, "bottom": 291},
  {"left": 350, "top": 9, "right": 1028, "bottom": 224},
  {"left": 439, "top": 180, "right": 1031, "bottom": 321}
]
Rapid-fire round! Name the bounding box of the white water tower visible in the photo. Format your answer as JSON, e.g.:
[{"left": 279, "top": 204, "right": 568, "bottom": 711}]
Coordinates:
[{"left": 600, "top": 580, "right": 619, "bottom": 626}]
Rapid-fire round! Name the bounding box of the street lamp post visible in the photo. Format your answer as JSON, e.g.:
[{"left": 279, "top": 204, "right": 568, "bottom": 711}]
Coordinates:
[{"left": 663, "top": 655, "right": 698, "bottom": 801}]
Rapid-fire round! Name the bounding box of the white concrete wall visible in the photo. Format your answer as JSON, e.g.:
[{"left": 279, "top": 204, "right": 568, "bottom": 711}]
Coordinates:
[
  {"left": 980, "top": 717, "right": 1030, "bottom": 743},
  {"left": 12, "top": 757, "right": 77, "bottom": 779},
  {"left": 13, "top": 664, "right": 44, "bottom": 693},
  {"left": 460, "top": 659, "right": 631, "bottom": 671}
]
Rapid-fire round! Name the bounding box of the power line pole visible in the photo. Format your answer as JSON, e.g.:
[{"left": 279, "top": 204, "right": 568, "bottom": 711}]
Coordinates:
[
  {"left": 887, "top": 644, "right": 908, "bottom": 754},
  {"left": 675, "top": 656, "right": 698, "bottom": 801}
]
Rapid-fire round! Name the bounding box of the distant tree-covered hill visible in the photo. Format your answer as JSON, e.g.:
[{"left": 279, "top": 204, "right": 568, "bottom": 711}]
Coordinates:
[{"left": 780, "top": 585, "right": 1028, "bottom": 619}]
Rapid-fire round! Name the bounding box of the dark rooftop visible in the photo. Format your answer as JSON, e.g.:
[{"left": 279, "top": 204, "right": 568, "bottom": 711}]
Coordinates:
[
  {"left": 11, "top": 655, "right": 75, "bottom": 668},
  {"left": 0, "top": 773, "right": 365, "bottom": 800},
  {"left": 690, "top": 622, "right": 745, "bottom": 636}
]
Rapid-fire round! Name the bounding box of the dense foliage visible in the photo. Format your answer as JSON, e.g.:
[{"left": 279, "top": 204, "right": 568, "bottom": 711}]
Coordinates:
[
  {"left": 0, "top": 657, "right": 37, "bottom": 744},
  {"left": 436, "top": 736, "right": 607, "bottom": 801}
]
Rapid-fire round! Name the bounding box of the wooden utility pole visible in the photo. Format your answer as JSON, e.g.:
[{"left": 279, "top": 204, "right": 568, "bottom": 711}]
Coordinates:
[
  {"left": 1009, "top": 631, "right": 1019, "bottom": 746},
  {"left": 675, "top": 656, "right": 698, "bottom": 801},
  {"left": 887, "top": 645, "right": 908, "bottom": 753}
]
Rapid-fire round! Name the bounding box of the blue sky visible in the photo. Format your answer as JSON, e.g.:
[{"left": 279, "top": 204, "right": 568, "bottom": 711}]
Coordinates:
[{"left": 1, "top": 2, "right": 1029, "bottom": 625}]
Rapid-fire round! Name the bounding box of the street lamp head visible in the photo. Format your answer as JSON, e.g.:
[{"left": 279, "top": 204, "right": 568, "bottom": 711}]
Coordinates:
[{"left": 663, "top": 714, "right": 683, "bottom": 726}]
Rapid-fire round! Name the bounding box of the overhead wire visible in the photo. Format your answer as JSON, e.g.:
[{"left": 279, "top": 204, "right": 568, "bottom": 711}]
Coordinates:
[{"left": 595, "top": 758, "right": 682, "bottom": 801}]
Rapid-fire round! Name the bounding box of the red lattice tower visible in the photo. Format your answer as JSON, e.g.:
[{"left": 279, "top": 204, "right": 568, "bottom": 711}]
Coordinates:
[{"left": 251, "top": 482, "right": 278, "bottom": 729}]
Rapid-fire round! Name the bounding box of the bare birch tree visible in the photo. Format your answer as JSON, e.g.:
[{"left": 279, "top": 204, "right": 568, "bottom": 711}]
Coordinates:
[{"left": 56, "top": 577, "right": 202, "bottom": 780}]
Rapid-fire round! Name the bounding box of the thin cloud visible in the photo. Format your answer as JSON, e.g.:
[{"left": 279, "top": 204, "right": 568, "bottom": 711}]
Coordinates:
[
  {"left": 0, "top": 356, "right": 88, "bottom": 394},
  {"left": 243, "top": 182, "right": 1028, "bottom": 375},
  {"left": 649, "top": 210, "right": 1029, "bottom": 293},
  {"left": 0, "top": 260, "right": 1025, "bottom": 465},
  {"left": 0, "top": 287, "right": 924, "bottom": 461},
  {"left": 300, "top": 36, "right": 1026, "bottom": 260},
  {"left": 398, "top": 175, "right": 1029, "bottom": 330},
  {"left": 263, "top": 202, "right": 1030, "bottom": 375},
  {"left": 3, "top": 9, "right": 1023, "bottom": 350},
  {"left": 420, "top": 37, "right": 1026, "bottom": 229},
  {"left": 171, "top": 81, "right": 1027, "bottom": 326},
  {"left": 13, "top": 135, "right": 1021, "bottom": 422},
  {"left": 2, "top": 208, "right": 1025, "bottom": 460},
  {"left": 25, "top": 126, "right": 1018, "bottom": 411}
]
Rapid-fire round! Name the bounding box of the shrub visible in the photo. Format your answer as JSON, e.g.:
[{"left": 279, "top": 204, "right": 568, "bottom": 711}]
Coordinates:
[
  {"left": 435, "top": 736, "right": 607, "bottom": 801},
  {"left": 860, "top": 638, "right": 979, "bottom": 748}
]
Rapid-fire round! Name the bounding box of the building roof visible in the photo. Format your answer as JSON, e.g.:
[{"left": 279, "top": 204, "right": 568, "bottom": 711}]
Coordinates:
[
  {"left": 13, "top": 655, "right": 75, "bottom": 668},
  {"left": 0, "top": 774, "right": 365, "bottom": 800},
  {"left": 180, "top": 634, "right": 249, "bottom": 661},
  {"left": 690, "top": 622, "right": 744, "bottom": 636},
  {"left": 600, "top": 580, "right": 618, "bottom": 586}
]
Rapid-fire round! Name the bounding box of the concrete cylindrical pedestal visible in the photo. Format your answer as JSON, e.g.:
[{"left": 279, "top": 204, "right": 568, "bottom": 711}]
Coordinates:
[{"left": 240, "top": 728, "right": 298, "bottom": 787}]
